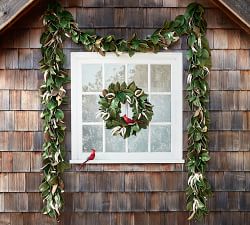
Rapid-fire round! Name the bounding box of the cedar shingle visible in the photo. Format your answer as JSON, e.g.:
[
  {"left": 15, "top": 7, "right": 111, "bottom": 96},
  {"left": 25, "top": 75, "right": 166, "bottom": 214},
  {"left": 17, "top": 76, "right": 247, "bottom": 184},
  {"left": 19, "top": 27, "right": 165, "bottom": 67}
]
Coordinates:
[
  {"left": 29, "top": 29, "right": 42, "bottom": 48},
  {"left": 0, "top": 212, "right": 10, "bottom": 224},
  {"left": 18, "top": 193, "right": 28, "bottom": 211},
  {"left": 18, "top": 49, "right": 33, "bottom": 69},
  {"left": 214, "top": 30, "right": 228, "bottom": 49},
  {"left": 113, "top": 9, "right": 126, "bottom": 27},
  {"left": 209, "top": 152, "right": 244, "bottom": 171},
  {"left": 0, "top": 132, "right": 8, "bottom": 150},
  {"left": 0, "top": 50, "right": 6, "bottom": 69},
  {"left": 215, "top": 192, "right": 228, "bottom": 210},
  {"left": 239, "top": 192, "right": 250, "bottom": 210},
  {"left": 21, "top": 91, "right": 40, "bottom": 110},
  {"left": 0, "top": 193, "right": 4, "bottom": 212},
  {"left": 240, "top": 70, "right": 250, "bottom": 90},
  {"left": 14, "top": 71, "right": 24, "bottom": 90},
  {"left": 227, "top": 30, "right": 240, "bottom": 49},
  {"left": 244, "top": 152, "right": 250, "bottom": 171},
  {"left": 28, "top": 111, "right": 39, "bottom": 131},
  {"left": 30, "top": 152, "right": 42, "bottom": 172},
  {"left": 13, "top": 29, "right": 30, "bottom": 48},
  {"left": 221, "top": 111, "right": 231, "bottom": 130},
  {"left": 226, "top": 71, "right": 241, "bottom": 90},
  {"left": 15, "top": 111, "right": 29, "bottom": 131},
  {"left": 148, "top": 212, "right": 165, "bottom": 225},
  {"left": 10, "top": 213, "right": 24, "bottom": 225},
  {"left": 224, "top": 50, "right": 236, "bottom": 70},
  {"left": 25, "top": 173, "right": 41, "bottom": 192},
  {"left": 0, "top": 173, "right": 8, "bottom": 192},
  {"left": 211, "top": 50, "right": 224, "bottom": 70},
  {"left": 0, "top": 90, "right": 9, "bottom": 110},
  {"left": 64, "top": 193, "right": 74, "bottom": 212},
  {"left": 4, "top": 193, "right": 18, "bottom": 212},
  {"left": 238, "top": 91, "right": 248, "bottom": 110},
  {"left": 23, "top": 132, "right": 34, "bottom": 151},
  {"left": 10, "top": 90, "right": 21, "bottom": 110},
  {"left": 95, "top": 172, "right": 124, "bottom": 192},
  {"left": 79, "top": 172, "right": 95, "bottom": 192},
  {"left": 224, "top": 172, "right": 245, "bottom": 191},
  {"left": 5, "top": 112, "right": 14, "bottom": 131},
  {"left": 208, "top": 131, "right": 218, "bottom": 150},
  {"left": 232, "top": 111, "right": 244, "bottom": 130},
  {"left": 23, "top": 70, "right": 39, "bottom": 90},
  {"left": 32, "top": 49, "right": 41, "bottom": 69},
  {"left": 8, "top": 132, "right": 23, "bottom": 151},
  {"left": 2, "top": 152, "right": 13, "bottom": 172},
  {"left": 67, "top": 0, "right": 82, "bottom": 7},
  {"left": 144, "top": 8, "right": 171, "bottom": 28},
  {"left": 63, "top": 172, "right": 80, "bottom": 192},
  {"left": 82, "top": 0, "right": 104, "bottom": 7},
  {"left": 222, "top": 92, "right": 236, "bottom": 110},
  {"left": 209, "top": 71, "right": 221, "bottom": 90},
  {"left": 210, "top": 112, "right": 223, "bottom": 130},
  {"left": 33, "top": 132, "right": 43, "bottom": 150},
  {"left": 8, "top": 173, "right": 25, "bottom": 192},
  {"left": 232, "top": 131, "right": 240, "bottom": 151},
  {"left": 5, "top": 49, "right": 18, "bottom": 69},
  {"left": 240, "top": 31, "right": 250, "bottom": 49},
  {"left": 228, "top": 192, "right": 240, "bottom": 210},
  {"left": 209, "top": 91, "right": 222, "bottom": 110},
  {"left": 237, "top": 50, "right": 250, "bottom": 70},
  {"left": 13, "top": 152, "right": 30, "bottom": 172},
  {"left": 28, "top": 193, "right": 43, "bottom": 212},
  {"left": 106, "top": 0, "right": 139, "bottom": 7},
  {"left": 134, "top": 212, "right": 148, "bottom": 225}
]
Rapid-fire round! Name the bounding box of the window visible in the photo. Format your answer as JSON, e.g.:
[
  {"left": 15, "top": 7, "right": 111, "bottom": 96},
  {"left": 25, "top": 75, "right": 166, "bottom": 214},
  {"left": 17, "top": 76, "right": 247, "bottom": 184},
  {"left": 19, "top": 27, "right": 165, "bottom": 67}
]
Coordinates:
[{"left": 70, "top": 52, "right": 183, "bottom": 163}]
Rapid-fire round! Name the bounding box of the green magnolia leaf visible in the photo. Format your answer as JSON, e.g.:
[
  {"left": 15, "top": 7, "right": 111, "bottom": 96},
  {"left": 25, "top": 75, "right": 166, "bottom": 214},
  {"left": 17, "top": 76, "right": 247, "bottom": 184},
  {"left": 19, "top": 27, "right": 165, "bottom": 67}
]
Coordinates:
[{"left": 55, "top": 109, "right": 64, "bottom": 120}]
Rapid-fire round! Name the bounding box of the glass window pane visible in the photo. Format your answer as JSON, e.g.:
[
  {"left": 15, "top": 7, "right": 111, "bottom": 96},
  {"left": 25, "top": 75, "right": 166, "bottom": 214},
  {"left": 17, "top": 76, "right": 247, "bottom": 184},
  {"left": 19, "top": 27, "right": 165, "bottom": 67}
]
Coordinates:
[
  {"left": 82, "top": 95, "right": 101, "bottom": 122},
  {"left": 127, "top": 64, "right": 148, "bottom": 91},
  {"left": 151, "top": 64, "right": 171, "bottom": 92},
  {"left": 105, "top": 129, "right": 125, "bottom": 152},
  {"left": 128, "top": 129, "right": 148, "bottom": 152},
  {"left": 104, "top": 64, "right": 125, "bottom": 86},
  {"left": 151, "top": 125, "right": 171, "bottom": 152},
  {"left": 82, "top": 125, "right": 103, "bottom": 152},
  {"left": 151, "top": 95, "right": 171, "bottom": 122},
  {"left": 82, "top": 64, "right": 102, "bottom": 92}
]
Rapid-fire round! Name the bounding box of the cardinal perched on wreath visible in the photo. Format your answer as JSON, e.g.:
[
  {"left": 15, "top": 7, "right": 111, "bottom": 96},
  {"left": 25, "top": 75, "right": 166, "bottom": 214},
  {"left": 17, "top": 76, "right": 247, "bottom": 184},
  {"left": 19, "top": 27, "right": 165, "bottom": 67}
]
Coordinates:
[{"left": 97, "top": 81, "right": 153, "bottom": 139}]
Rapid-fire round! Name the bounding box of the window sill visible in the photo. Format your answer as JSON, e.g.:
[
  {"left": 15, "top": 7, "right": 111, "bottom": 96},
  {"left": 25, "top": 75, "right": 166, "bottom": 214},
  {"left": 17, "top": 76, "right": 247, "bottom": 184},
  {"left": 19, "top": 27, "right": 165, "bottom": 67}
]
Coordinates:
[{"left": 70, "top": 159, "right": 185, "bottom": 164}]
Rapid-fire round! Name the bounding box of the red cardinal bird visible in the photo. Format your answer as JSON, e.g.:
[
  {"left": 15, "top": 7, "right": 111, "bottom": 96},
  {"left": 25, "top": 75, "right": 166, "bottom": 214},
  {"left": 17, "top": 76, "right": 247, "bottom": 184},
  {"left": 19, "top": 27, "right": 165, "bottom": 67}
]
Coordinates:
[
  {"left": 123, "top": 114, "right": 136, "bottom": 125},
  {"left": 79, "top": 149, "right": 96, "bottom": 170}
]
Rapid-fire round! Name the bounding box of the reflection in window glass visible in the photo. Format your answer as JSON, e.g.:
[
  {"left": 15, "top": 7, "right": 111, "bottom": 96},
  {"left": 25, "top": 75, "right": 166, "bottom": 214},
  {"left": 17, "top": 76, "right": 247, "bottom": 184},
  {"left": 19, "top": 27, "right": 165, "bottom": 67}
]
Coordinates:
[
  {"left": 105, "top": 64, "right": 125, "bottom": 86},
  {"left": 151, "top": 125, "right": 171, "bottom": 152},
  {"left": 82, "top": 64, "right": 102, "bottom": 92},
  {"left": 82, "top": 125, "right": 103, "bottom": 152},
  {"left": 127, "top": 64, "right": 148, "bottom": 91},
  {"left": 151, "top": 64, "right": 171, "bottom": 92},
  {"left": 105, "top": 129, "right": 126, "bottom": 152},
  {"left": 128, "top": 128, "right": 148, "bottom": 152},
  {"left": 82, "top": 95, "right": 101, "bottom": 122},
  {"left": 151, "top": 95, "right": 171, "bottom": 122}
]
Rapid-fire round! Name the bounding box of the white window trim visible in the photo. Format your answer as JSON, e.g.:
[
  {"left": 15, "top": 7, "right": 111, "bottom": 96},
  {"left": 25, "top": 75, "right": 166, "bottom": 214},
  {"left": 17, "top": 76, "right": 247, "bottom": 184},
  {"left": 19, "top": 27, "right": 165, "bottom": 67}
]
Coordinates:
[{"left": 70, "top": 52, "right": 184, "bottom": 164}]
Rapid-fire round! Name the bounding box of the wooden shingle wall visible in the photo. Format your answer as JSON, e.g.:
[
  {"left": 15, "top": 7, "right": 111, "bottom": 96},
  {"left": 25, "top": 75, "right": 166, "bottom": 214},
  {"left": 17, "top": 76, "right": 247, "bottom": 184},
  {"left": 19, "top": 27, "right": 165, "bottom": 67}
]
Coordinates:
[{"left": 0, "top": 0, "right": 249, "bottom": 224}]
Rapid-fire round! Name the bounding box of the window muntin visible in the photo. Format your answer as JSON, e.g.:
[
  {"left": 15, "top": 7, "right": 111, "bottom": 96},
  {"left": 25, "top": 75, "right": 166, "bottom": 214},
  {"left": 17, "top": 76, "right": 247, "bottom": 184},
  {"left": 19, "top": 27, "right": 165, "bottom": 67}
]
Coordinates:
[{"left": 71, "top": 52, "right": 183, "bottom": 163}]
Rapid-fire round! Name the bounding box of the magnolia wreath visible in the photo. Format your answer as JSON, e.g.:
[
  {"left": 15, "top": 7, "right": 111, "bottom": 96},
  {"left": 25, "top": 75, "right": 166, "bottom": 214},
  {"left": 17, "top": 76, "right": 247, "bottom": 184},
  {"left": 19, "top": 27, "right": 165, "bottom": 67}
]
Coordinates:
[{"left": 97, "top": 81, "right": 153, "bottom": 138}]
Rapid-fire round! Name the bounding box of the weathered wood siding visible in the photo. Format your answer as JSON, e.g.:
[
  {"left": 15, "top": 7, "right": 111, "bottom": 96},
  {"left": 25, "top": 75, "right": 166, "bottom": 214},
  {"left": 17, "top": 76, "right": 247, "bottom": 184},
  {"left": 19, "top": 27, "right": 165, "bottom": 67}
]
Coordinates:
[{"left": 0, "top": 0, "right": 249, "bottom": 224}]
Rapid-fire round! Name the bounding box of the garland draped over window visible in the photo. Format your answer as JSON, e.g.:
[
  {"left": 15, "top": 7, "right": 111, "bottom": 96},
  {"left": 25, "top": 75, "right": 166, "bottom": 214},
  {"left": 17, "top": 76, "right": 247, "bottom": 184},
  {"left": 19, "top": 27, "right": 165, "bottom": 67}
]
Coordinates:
[{"left": 39, "top": 2, "right": 211, "bottom": 221}]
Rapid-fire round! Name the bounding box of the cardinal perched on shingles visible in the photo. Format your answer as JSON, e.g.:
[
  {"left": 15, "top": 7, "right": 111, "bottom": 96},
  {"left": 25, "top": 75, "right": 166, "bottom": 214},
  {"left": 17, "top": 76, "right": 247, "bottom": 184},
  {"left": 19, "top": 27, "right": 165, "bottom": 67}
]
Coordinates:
[{"left": 79, "top": 149, "right": 96, "bottom": 170}]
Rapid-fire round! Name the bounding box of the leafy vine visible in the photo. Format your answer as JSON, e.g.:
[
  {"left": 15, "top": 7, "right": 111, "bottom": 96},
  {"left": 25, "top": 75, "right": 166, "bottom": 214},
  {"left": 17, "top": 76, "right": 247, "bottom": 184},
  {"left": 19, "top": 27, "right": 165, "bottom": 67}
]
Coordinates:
[{"left": 39, "top": 2, "right": 211, "bottom": 221}]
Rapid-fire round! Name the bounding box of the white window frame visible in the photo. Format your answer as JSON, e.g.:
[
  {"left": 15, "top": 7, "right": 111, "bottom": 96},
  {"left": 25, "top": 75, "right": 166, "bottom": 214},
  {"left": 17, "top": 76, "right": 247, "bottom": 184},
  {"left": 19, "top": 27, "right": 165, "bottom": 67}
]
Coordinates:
[{"left": 70, "top": 52, "right": 184, "bottom": 164}]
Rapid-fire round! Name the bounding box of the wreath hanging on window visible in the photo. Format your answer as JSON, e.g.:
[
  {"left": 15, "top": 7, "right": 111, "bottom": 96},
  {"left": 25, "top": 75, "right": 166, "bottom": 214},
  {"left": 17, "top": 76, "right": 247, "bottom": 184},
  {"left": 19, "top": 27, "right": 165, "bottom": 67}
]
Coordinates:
[{"left": 97, "top": 81, "right": 153, "bottom": 138}]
